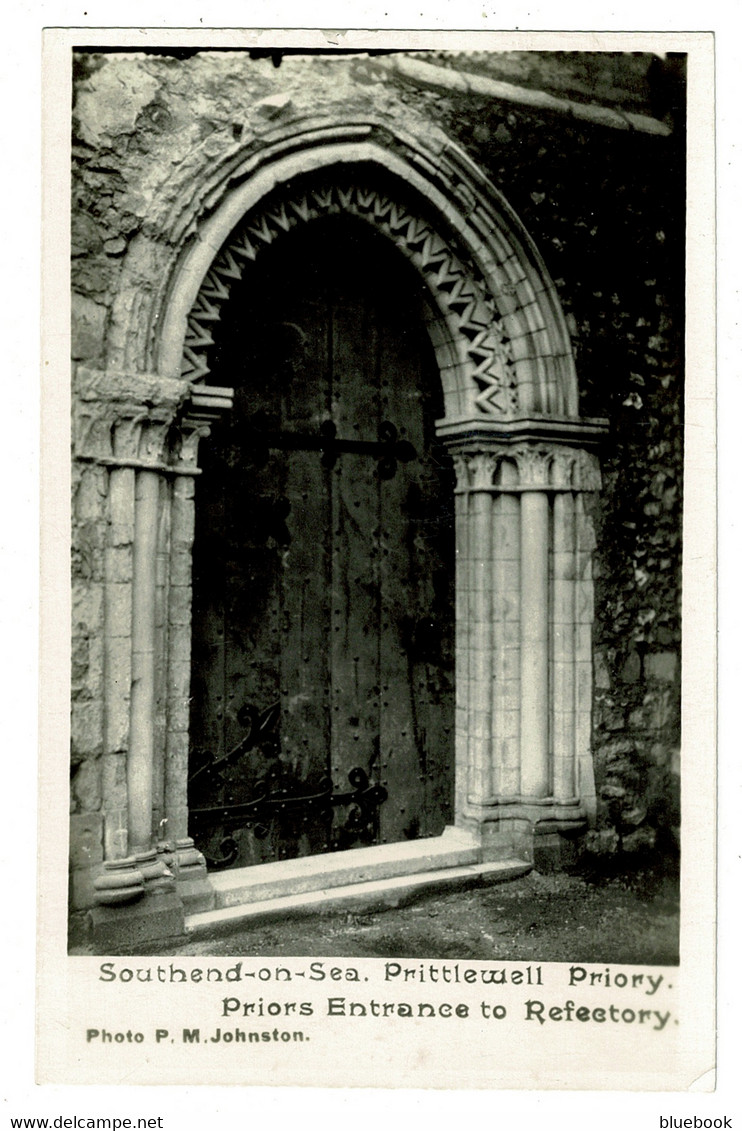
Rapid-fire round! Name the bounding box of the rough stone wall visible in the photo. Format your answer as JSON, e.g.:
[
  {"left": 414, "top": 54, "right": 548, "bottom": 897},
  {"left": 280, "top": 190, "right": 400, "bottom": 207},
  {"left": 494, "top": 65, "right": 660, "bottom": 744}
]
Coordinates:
[
  {"left": 70, "top": 49, "right": 685, "bottom": 877},
  {"left": 70, "top": 460, "right": 108, "bottom": 905}
]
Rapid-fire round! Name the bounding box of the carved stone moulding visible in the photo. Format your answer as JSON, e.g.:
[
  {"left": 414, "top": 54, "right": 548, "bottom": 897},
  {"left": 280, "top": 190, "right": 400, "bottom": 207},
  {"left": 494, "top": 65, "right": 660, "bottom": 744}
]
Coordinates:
[
  {"left": 73, "top": 367, "right": 234, "bottom": 473},
  {"left": 437, "top": 414, "right": 609, "bottom": 447},
  {"left": 442, "top": 417, "right": 609, "bottom": 494},
  {"left": 92, "top": 856, "right": 145, "bottom": 906},
  {"left": 178, "top": 175, "right": 519, "bottom": 418},
  {"left": 458, "top": 797, "right": 588, "bottom": 864}
]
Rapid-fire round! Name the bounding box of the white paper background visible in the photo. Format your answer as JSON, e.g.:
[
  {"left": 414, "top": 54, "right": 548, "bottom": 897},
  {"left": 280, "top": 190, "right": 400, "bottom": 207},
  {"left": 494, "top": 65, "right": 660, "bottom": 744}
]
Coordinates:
[{"left": 5, "top": 1, "right": 739, "bottom": 1125}]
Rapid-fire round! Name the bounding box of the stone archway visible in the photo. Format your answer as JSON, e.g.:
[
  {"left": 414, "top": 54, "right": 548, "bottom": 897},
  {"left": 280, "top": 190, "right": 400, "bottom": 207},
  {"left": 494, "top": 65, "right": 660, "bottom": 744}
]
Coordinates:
[
  {"left": 152, "top": 129, "right": 581, "bottom": 419},
  {"left": 78, "top": 120, "right": 608, "bottom": 931},
  {"left": 180, "top": 171, "right": 523, "bottom": 419}
]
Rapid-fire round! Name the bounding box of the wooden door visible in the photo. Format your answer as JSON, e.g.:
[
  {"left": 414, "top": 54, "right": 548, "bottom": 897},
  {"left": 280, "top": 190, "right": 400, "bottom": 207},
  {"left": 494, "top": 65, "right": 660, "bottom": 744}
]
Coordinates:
[{"left": 188, "top": 217, "right": 455, "bottom": 869}]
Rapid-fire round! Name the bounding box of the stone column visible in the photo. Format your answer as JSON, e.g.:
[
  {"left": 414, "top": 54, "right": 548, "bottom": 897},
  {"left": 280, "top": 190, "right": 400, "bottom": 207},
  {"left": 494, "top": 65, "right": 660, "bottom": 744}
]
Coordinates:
[
  {"left": 73, "top": 369, "right": 188, "bottom": 929},
  {"left": 163, "top": 471, "right": 197, "bottom": 844},
  {"left": 453, "top": 462, "right": 470, "bottom": 825},
  {"left": 552, "top": 491, "right": 577, "bottom": 802},
  {"left": 575, "top": 492, "right": 599, "bottom": 821},
  {"left": 519, "top": 489, "right": 550, "bottom": 798},
  {"left": 73, "top": 373, "right": 233, "bottom": 936},
  {"left": 162, "top": 411, "right": 215, "bottom": 842},
  {"left": 468, "top": 456, "right": 496, "bottom": 804},
  {"left": 440, "top": 419, "right": 605, "bottom": 863},
  {"left": 103, "top": 460, "right": 135, "bottom": 860},
  {"left": 128, "top": 465, "right": 162, "bottom": 852},
  {"left": 491, "top": 470, "right": 521, "bottom": 799},
  {"left": 162, "top": 390, "right": 232, "bottom": 911}
]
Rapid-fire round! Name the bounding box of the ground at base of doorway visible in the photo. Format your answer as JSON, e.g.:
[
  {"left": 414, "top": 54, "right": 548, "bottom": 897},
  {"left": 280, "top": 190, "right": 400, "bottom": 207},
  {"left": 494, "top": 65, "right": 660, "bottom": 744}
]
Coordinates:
[{"left": 68, "top": 850, "right": 679, "bottom": 965}]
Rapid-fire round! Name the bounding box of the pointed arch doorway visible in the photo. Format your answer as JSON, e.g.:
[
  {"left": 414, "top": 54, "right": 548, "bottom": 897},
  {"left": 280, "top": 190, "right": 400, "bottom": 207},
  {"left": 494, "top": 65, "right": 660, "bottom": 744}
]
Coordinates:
[
  {"left": 80, "top": 124, "right": 608, "bottom": 936},
  {"left": 188, "top": 216, "right": 456, "bottom": 870}
]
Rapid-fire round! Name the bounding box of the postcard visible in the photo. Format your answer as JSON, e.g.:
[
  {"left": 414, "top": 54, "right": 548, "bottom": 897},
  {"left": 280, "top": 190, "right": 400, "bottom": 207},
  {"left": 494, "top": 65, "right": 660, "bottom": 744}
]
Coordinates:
[{"left": 36, "top": 25, "right": 716, "bottom": 1096}]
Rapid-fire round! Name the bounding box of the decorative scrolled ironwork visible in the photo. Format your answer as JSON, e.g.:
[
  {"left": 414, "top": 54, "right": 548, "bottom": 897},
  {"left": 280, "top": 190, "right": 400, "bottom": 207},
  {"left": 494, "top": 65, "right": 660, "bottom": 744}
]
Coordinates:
[
  {"left": 189, "top": 767, "right": 388, "bottom": 870},
  {"left": 188, "top": 700, "right": 281, "bottom": 796},
  {"left": 189, "top": 701, "right": 388, "bottom": 870}
]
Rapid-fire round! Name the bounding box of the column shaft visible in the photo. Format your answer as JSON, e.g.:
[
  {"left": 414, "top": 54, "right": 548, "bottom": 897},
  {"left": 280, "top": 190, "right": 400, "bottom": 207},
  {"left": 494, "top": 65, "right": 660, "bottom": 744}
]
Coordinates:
[
  {"left": 152, "top": 478, "right": 171, "bottom": 833},
  {"left": 492, "top": 489, "right": 521, "bottom": 797},
  {"left": 574, "top": 494, "right": 597, "bottom": 819},
  {"left": 467, "top": 489, "right": 493, "bottom": 802},
  {"left": 128, "top": 469, "right": 160, "bottom": 851},
  {"left": 552, "top": 492, "right": 576, "bottom": 800},
  {"left": 519, "top": 491, "right": 550, "bottom": 797},
  {"left": 454, "top": 486, "right": 470, "bottom": 823},
  {"left": 165, "top": 474, "right": 197, "bottom": 840},
  {"left": 103, "top": 465, "right": 135, "bottom": 858}
]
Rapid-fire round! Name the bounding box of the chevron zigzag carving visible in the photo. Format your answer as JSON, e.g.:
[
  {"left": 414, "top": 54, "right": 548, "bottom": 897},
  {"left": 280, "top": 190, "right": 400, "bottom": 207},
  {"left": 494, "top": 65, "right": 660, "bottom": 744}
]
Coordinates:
[{"left": 181, "top": 181, "right": 518, "bottom": 417}]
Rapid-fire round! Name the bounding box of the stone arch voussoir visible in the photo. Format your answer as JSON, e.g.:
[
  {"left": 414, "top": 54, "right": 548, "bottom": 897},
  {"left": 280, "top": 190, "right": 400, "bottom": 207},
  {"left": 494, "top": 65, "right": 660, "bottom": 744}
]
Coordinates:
[
  {"left": 136, "top": 125, "right": 579, "bottom": 422},
  {"left": 179, "top": 175, "right": 519, "bottom": 421}
]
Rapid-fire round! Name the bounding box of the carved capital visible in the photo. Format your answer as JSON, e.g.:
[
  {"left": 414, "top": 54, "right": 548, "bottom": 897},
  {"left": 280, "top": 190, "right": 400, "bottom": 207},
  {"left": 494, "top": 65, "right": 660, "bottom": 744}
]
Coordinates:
[
  {"left": 450, "top": 440, "right": 602, "bottom": 494},
  {"left": 569, "top": 447, "right": 602, "bottom": 492},
  {"left": 74, "top": 367, "right": 188, "bottom": 468},
  {"left": 508, "top": 443, "right": 602, "bottom": 491},
  {"left": 511, "top": 444, "right": 554, "bottom": 489},
  {"left": 171, "top": 385, "right": 234, "bottom": 473},
  {"left": 170, "top": 418, "right": 212, "bottom": 471},
  {"left": 73, "top": 369, "right": 234, "bottom": 474},
  {"left": 453, "top": 451, "right": 498, "bottom": 492}
]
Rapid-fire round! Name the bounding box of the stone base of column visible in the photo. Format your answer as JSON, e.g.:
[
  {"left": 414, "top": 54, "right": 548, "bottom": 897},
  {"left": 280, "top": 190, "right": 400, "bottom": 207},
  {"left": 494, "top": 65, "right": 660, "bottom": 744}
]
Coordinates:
[
  {"left": 158, "top": 837, "right": 216, "bottom": 914},
  {"left": 87, "top": 889, "right": 186, "bottom": 953},
  {"left": 458, "top": 799, "right": 587, "bottom": 864},
  {"left": 86, "top": 853, "right": 185, "bottom": 951}
]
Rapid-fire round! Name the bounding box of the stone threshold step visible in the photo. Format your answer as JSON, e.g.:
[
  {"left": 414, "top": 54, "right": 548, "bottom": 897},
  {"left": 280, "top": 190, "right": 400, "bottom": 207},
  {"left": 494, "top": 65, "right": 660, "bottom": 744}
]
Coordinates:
[
  {"left": 208, "top": 826, "right": 481, "bottom": 910},
  {"left": 185, "top": 859, "right": 531, "bottom": 940}
]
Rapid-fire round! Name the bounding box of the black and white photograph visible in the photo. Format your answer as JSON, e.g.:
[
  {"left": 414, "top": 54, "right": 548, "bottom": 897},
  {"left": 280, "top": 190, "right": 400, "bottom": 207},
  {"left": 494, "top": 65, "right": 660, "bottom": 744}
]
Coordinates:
[
  {"left": 65, "top": 38, "right": 686, "bottom": 958},
  {"left": 31, "top": 22, "right": 720, "bottom": 1096}
]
